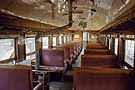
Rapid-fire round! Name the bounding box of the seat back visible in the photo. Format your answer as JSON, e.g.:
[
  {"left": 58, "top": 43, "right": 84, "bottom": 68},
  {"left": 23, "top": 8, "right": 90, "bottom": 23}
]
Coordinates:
[
  {"left": 84, "top": 49, "right": 111, "bottom": 55},
  {"left": 81, "top": 55, "right": 118, "bottom": 68},
  {"left": 40, "top": 48, "right": 65, "bottom": 67},
  {"left": 86, "top": 45, "right": 106, "bottom": 49},
  {"left": 58, "top": 44, "right": 71, "bottom": 60},
  {"left": 74, "top": 67, "right": 135, "bottom": 90},
  {"left": 0, "top": 65, "right": 32, "bottom": 90}
]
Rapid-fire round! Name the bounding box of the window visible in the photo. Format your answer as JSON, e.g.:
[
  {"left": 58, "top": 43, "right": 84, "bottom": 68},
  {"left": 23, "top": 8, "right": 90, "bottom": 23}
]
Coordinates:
[
  {"left": 25, "top": 38, "right": 35, "bottom": 60},
  {"left": 0, "top": 39, "right": 15, "bottom": 61},
  {"left": 42, "top": 37, "right": 49, "bottom": 49},
  {"left": 125, "top": 40, "right": 134, "bottom": 67},
  {"left": 64, "top": 36, "right": 66, "bottom": 43},
  {"left": 69, "top": 35, "right": 72, "bottom": 41},
  {"left": 74, "top": 34, "right": 80, "bottom": 39},
  {"left": 53, "top": 37, "right": 57, "bottom": 46},
  {"left": 59, "top": 36, "right": 62, "bottom": 44},
  {"left": 26, "top": 54, "right": 35, "bottom": 60},
  {"left": 109, "top": 39, "right": 111, "bottom": 50},
  {"left": 114, "top": 38, "right": 118, "bottom": 55},
  {"left": 25, "top": 38, "right": 35, "bottom": 54},
  {"left": 67, "top": 35, "right": 70, "bottom": 42}
]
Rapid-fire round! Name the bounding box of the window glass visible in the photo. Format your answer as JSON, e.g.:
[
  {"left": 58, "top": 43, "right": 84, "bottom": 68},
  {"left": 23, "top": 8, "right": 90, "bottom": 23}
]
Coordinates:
[
  {"left": 0, "top": 39, "right": 14, "bottom": 61},
  {"left": 114, "top": 38, "right": 118, "bottom": 55},
  {"left": 25, "top": 38, "right": 35, "bottom": 54},
  {"left": 42, "top": 37, "right": 49, "bottom": 49},
  {"left": 67, "top": 35, "right": 70, "bottom": 42},
  {"left": 26, "top": 54, "right": 35, "bottom": 60},
  {"left": 64, "top": 36, "right": 66, "bottom": 43},
  {"left": 53, "top": 37, "right": 57, "bottom": 46},
  {"left": 74, "top": 34, "right": 80, "bottom": 39},
  {"left": 59, "top": 36, "right": 62, "bottom": 44},
  {"left": 125, "top": 40, "right": 134, "bottom": 67},
  {"left": 70, "top": 35, "right": 72, "bottom": 41},
  {"left": 109, "top": 39, "right": 111, "bottom": 50}
]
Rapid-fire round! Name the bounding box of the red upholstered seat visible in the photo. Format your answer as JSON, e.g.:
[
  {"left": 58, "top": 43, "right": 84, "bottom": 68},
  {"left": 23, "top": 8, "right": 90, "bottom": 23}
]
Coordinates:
[
  {"left": 74, "top": 67, "right": 135, "bottom": 90},
  {"left": 81, "top": 55, "right": 119, "bottom": 68},
  {"left": 84, "top": 49, "right": 112, "bottom": 55},
  {"left": 55, "top": 41, "right": 82, "bottom": 65},
  {"left": 86, "top": 45, "right": 107, "bottom": 49},
  {"left": 0, "top": 65, "right": 32, "bottom": 90},
  {"left": 40, "top": 48, "right": 67, "bottom": 72}
]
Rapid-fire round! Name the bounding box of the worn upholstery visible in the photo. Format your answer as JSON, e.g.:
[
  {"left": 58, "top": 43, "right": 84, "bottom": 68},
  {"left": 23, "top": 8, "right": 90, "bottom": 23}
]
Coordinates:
[
  {"left": 0, "top": 65, "right": 32, "bottom": 90},
  {"left": 84, "top": 49, "right": 111, "bottom": 55},
  {"left": 74, "top": 67, "right": 135, "bottom": 90},
  {"left": 81, "top": 55, "right": 119, "bottom": 68},
  {"left": 40, "top": 49, "right": 64, "bottom": 67},
  {"left": 55, "top": 41, "right": 82, "bottom": 64},
  {"left": 40, "top": 48, "right": 66, "bottom": 72}
]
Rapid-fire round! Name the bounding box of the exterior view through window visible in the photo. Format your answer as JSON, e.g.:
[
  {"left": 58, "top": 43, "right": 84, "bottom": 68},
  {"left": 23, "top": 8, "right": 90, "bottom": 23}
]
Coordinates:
[
  {"left": 70, "top": 35, "right": 72, "bottom": 41},
  {"left": 125, "top": 40, "right": 134, "bottom": 67},
  {"left": 53, "top": 37, "right": 57, "bottom": 46},
  {"left": 109, "top": 39, "right": 111, "bottom": 50},
  {"left": 59, "top": 36, "right": 62, "bottom": 44},
  {"left": 64, "top": 36, "right": 66, "bottom": 43},
  {"left": 42, "top": 37, "right": 48, "bottom": 49},
  {"left": 114, "top": 38, "right": 118, "bottom": 55},
  {"left": 0, "top": 39, "right": 14, "bottom": 61},
  {"left": 25, "top": 38, "right": 35, "bottom": 54},
  {"left": 25, "top": 38, "right": 35, "bottom": 60},
  {"left": 67, "top": 35, "right": 70, "bottom": 42}
]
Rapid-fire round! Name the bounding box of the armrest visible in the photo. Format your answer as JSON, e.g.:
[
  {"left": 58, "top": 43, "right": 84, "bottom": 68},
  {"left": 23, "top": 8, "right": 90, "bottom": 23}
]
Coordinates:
[
  {"left": 32, "top": 66, "right": 58, "bottom": 72},
  {"left": 32, "top": 69, "right": 49, "bottom": 73},
  {"left": 64, "top": 59, "right": 72, "bottom": 64},
  {"left": 33, "top": 82, "right": 43, "bottom": 90}
]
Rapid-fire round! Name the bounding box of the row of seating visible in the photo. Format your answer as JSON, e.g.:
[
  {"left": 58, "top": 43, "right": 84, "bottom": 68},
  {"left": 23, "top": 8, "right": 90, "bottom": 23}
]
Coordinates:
[
  {"left": 40, "top": 41, "right": 82, "bottom": 72},
  {"left": 82, "top": 42, "right": 118, "bottom": 68},
  {"left": 73, "top": 41, "right": 135, "bottom": 90},
  {"left": 0, "top": 41, "right": 82, "bottom": 90}
]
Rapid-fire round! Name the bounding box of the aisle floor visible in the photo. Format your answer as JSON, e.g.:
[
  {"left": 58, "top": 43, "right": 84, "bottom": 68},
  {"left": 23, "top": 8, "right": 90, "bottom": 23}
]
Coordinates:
[{"left": 49, "top": 49, "right": 84, "bottom": 90}]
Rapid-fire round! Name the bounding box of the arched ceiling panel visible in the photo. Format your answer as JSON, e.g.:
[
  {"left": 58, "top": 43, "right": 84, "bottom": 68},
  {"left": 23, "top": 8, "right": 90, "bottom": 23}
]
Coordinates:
[{"left": 0, "top": 0, "right": 134, "bottom": 31}]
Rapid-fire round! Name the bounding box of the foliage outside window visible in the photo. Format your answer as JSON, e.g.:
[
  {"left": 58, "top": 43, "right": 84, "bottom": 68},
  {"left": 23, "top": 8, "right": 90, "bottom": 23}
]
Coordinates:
[
  {"left": 125, "top": 40, "right": 134, "bottom": 67},
  {"left": 0, "top": 39, "right": 15, "bottom": 61}
]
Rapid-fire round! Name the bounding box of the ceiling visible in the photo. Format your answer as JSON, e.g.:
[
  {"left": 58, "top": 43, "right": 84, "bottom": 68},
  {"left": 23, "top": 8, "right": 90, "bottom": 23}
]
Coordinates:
[{"left": 0, "top": 0, "right": 134, "bottom": 31}]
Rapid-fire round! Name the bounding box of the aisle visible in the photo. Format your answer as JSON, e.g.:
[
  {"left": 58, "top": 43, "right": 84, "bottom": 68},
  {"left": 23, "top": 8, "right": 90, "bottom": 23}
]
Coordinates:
[{"left": 49, "top": 48, "right": 84, "bottom": 90}]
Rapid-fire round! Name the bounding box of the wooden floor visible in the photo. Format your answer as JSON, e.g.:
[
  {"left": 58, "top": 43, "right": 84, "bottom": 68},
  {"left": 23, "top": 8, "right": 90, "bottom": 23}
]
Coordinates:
[{"left": 49, "top": 49, "right": 84, "bottom": 90}]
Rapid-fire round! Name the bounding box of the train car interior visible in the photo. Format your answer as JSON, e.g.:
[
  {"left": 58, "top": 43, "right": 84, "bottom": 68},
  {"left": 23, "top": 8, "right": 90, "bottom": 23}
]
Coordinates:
[{"left": 0, "top": 0, "right": 135, "bottom": 90}]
